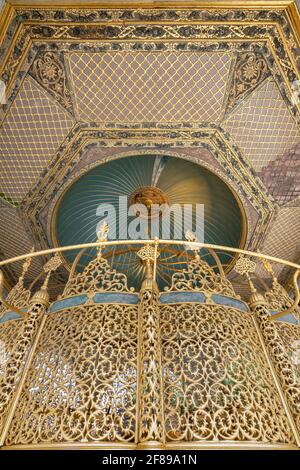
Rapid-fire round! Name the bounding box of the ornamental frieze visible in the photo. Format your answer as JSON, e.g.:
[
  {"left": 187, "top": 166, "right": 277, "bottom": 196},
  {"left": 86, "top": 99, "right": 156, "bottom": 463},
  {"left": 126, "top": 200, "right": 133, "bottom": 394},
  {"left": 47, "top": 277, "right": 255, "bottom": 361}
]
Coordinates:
[{"left": 1, "top": 22, "right": 298, "bottom": 98}]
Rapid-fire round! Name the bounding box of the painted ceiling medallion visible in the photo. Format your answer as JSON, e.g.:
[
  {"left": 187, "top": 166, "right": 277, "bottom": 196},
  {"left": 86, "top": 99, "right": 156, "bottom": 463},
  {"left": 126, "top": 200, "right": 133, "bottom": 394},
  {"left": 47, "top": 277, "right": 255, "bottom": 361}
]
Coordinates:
[
  {"left": 228, "top": 53, "right": 270, "bottom": 111},
  {"left": 30, "top": 51, "right": 74, "bottom": 114},
  {"left": 129, "top": 186, "right": 169, "bottom": 218}
]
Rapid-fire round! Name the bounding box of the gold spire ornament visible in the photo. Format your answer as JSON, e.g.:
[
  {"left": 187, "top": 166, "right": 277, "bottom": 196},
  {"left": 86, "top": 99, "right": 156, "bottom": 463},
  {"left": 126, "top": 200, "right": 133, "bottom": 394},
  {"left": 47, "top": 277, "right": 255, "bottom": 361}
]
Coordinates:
[
  {"left": 96, "top": 220, "right": 109, "bottom": 258},
  {"left": 0, "top": 248, "right": 35, "bottom": 318},
  {"left": 30, "top": 253, "right": 62, "bottom": 307},
  {"left": 234, "top": 255, "right": 266, "bottom": 307},
  {"left": 137, "top": 244, "right": 160, "bottom": 294}
]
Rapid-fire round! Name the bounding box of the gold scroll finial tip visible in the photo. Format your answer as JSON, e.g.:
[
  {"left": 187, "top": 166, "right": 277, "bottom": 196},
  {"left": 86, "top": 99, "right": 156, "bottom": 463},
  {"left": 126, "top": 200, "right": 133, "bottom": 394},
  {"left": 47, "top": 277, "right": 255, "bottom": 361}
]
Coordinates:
[
  {"left": 97, "top": 221, "right": 109, "bottom": 242},
  {"left": 137, "top": 245, "right": 160, "bottom": 262}
]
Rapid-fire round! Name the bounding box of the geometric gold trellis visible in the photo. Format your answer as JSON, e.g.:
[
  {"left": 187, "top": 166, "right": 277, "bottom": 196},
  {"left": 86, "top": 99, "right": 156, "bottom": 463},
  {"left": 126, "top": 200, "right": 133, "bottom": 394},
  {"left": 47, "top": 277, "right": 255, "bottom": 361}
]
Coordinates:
[{"left": 69, "top": 51, "right": 232, "bottom": 123}]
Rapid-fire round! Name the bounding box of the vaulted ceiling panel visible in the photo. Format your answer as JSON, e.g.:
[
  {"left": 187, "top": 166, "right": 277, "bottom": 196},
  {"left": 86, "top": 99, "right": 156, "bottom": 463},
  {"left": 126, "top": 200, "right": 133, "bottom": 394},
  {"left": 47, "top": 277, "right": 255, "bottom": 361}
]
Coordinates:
[
  {"left": 259, "top": 207, "right": 300, "bottom": 274},
  {"left": 0, "top": 77, "right": 75, "bottom": 202},
  {"left": 259, "top": 141, "right": 300, "bottom": 206},
  {"left": 69, "top": 51, "right": 232, "bottom": 123},
  {"left": 0, "top": 199, "right": 43, "bottom": 280},
  {"left": 224, "top": 80, "right": 300, "bottom": 172},
  {"left": 0, "top": 1, "right": 299, "bottom": 294}
]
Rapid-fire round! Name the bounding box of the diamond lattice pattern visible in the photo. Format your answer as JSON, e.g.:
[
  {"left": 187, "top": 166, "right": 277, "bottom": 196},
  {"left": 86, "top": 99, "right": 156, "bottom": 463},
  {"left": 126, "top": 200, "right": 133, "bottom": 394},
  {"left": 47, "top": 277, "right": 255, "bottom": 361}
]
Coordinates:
[
  {"left": 224, "top": 80, "right": 300, "bottom": 172},
  {"left": 69, "top": 51, "right": 232, "bottom": 123},
  {"left": 0, "top": 200, "right": 43, "bottom": 279},
  {"left": 256, "top": 207, "right": 300, "bottom": 277},
  {"left": 0, "top": 78, "right": 74, "bottom": 202}
]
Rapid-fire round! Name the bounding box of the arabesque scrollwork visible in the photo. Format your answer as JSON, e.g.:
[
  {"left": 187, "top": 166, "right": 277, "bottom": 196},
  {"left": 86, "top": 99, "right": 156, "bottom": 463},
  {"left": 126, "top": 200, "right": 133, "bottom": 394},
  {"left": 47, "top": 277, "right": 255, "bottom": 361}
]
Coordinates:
[
  {"left": 161, "top": 302, "right": 295, "bottom": 444},
  {"left": 0, "top": 240, "right": 299, "bottom": 449},
  {"left": 166, "top": 250, "right": 236, "bottom": 297},
  {"left": 5, "top": 303, "right": 138, "bottom": 446}
]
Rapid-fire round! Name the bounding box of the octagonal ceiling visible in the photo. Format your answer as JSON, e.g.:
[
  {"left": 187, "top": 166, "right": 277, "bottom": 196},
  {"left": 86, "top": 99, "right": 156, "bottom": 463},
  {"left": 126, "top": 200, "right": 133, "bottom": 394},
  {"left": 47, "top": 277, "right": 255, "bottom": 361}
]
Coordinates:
[{"left": 0, "top": 0, "right": 299, "bottom": 298}]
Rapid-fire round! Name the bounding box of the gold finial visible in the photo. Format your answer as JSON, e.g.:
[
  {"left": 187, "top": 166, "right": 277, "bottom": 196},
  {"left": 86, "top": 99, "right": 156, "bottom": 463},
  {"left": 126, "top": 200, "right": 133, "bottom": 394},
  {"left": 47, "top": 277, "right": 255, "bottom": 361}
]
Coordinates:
[
  {"left": 19, "top": 246, "right": 35, "bottom": 283},
  {"left": 262, "top": 257, "right": 277, "bottom": 281},
  {"left": 42, "top": 253, "right": 62, "bottom": 290},
  {"left": 185, "top": 230, "right": 200, "bottom": 260},
  {"left": 234, "top": 256, "right": 266, "bottom": 307},
  {"left": 137, "top": 245, "right": 160, "bottom": 263},
  {"left": 30, "top": 286, "right": 50, "bottom": 307},
  {"left": 137, "top": 245, "right": 160, "bottom": 293},
  {"left": 234, "top": 255, "right": 262, "bottom": 301},
  {"left": 96, "top": 221, "right": 109, "bottom": 257},
  {"left": 30, "top": 253, "right": 62, "bottom": 307}
]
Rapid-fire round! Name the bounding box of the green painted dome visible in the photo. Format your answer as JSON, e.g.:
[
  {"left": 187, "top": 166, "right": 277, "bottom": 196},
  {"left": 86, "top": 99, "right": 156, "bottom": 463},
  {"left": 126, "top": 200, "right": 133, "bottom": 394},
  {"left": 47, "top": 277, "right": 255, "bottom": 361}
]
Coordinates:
[{"left": 54, "top": 155, "right": 245, "bottom": 290}]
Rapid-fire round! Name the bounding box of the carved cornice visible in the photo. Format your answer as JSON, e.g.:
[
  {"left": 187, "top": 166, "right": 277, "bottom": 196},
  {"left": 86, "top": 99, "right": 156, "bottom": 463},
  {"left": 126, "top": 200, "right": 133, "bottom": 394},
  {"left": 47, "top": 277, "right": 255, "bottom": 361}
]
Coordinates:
[{"left": 0, "top": 2, "right": 299, "bottom": 103}]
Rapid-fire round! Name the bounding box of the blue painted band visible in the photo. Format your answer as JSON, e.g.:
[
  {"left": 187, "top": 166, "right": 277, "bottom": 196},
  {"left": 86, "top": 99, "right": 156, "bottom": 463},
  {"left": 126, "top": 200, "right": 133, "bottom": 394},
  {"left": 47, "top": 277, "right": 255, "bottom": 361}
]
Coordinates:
[
  {"left": 160, "top": 291, "right": 248, "bottom": 312},
  {"left": 49, "top": 292, "right": 139, "bottom": 313},
  {"left": 0, "top": 311, "right": 23, "bottom": 324}
]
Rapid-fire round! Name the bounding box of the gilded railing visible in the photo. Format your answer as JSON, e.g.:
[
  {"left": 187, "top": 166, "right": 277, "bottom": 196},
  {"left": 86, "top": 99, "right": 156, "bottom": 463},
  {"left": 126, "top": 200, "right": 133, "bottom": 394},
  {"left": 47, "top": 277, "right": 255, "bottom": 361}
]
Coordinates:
[{"left": 0, "top": 238, "right": 299, "bottom": 449}]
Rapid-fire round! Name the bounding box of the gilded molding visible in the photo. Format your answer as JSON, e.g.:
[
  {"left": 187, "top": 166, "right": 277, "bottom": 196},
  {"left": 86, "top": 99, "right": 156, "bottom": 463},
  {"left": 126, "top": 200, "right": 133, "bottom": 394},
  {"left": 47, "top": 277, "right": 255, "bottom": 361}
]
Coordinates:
[{"left": 0, "top": 5, "right": 299, "bottom": 108}]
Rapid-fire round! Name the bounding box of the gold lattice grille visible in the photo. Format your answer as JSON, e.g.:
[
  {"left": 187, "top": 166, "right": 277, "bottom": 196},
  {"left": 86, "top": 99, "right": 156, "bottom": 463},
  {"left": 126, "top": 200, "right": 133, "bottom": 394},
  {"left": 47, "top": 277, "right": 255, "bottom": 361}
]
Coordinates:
[
  {"left": 0, "top": 319, "right": 24, "bottom": 434},
  {"left": 5, "top": 304, "right": 138, "bottom": 445},
  {"left": 224, "top": 80, "right": 300, "bottom": 172},
  {"left": 0, "top": 310, "right": 43, "bottom": 441},
  {"left": 69, "top": 51, "right": 232, "bottom": 123},
  {"left": 161, "top": 303, "right": 294, "bottom": 444},
  {"left": 0, "top": 78, "right": 74, "bottom": 202},
  {"left": 275, "top": 322, "right": 300, "bottom": 433}
]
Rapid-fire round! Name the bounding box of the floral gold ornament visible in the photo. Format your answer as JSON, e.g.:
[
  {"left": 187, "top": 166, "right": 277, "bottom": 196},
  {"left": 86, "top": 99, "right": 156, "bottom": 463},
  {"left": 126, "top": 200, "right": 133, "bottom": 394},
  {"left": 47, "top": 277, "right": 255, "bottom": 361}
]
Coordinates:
[
  {"left": 228, "top": 53, "right": 269, "bottom": 110},
  {"left": 96, "top": 220, "right": 109, "bottom": 258},
  {"left": 30, "top": 252, "right": 63, "bottom": 307},
  {"left": 30, "top": 51, "right": 73, "bottom": 113},
  {"left": 0, "top": 247, "right": 35, "bottom": 319},
  {"left": 234, "top": 255, "right": 261, "bottom": 303},
  {"left": 63, "top": 235, "right": 135, "bottom": 297},
  {"left": 262, "top": 257, "right": 300, "bottom": 322},
  {"left": 234, "top": 255, "right": 256, "bottom": 277},
  {"left": 137, "top": 244, "right": 160, "bottom": 263},
  {"left": 166, "top": 243, "right": 236, "bottom": 297}
]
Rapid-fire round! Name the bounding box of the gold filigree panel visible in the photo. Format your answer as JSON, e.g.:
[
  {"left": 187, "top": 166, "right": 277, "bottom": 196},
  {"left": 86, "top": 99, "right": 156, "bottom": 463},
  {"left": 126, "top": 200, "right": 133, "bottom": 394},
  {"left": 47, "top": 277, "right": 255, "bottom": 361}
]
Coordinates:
[
  {"left": 275, "top": 321, "right": 300, "bottom": 432},
  {"left": 224, "top": 80, "right": 300, "bottom": 172},
  {"left": 5, "top": 304, "right": 138, "bottom": 446},
  {"left": 161, "top": 303, "right": 294, "bottom": 444},
  {"left": 0, "top": 77, "right": 74, "bottom": 202},
  {"left": 0, "top": 318, "right": 24, "bottom": 436},
  {"left": 254, "top": 305, "right": 300, "bottom": 437},
  {"left": 69, "top": 51, "right": 232, "bottom": 123},
  {"left": 0, "top": 302, "right": 43, "bottom": 441},
  {"left": 63, "top": 253, "right": 134, "bottom": 297},
  {"left": 165, "top": 254, "right": 236, "bottom": 297}
]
